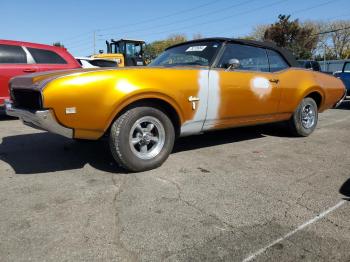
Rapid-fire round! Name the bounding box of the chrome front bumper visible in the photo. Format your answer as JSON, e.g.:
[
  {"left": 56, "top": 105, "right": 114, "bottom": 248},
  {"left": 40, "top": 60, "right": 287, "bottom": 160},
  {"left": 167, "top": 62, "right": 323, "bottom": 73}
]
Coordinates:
[
  {"left": 5, "top": 100, "right": 73, "bottom": 138},
  {"left": 334, "top": 89, "right": 347, "bottom": 108}
]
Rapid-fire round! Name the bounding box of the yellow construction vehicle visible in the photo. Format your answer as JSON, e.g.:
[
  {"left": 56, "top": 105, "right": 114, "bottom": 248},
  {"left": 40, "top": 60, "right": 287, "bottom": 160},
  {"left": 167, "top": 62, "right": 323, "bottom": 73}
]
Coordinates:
[{"left": 92, "top": 39, "right": 145, "bottom": 67}]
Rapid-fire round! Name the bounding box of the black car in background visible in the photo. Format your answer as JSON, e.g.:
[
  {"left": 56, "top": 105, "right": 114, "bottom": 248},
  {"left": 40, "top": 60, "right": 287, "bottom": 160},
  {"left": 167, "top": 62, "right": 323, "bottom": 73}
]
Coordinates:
[{"left": 298, "top": 60, "right": 321, "bottom": 71}]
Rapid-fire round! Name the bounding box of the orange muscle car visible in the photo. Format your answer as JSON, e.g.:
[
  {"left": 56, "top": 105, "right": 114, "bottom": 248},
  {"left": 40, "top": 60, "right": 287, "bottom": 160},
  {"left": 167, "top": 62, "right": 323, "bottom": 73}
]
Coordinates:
[{"left": 6, "top": 38, "right": 346, "bottom": 172}]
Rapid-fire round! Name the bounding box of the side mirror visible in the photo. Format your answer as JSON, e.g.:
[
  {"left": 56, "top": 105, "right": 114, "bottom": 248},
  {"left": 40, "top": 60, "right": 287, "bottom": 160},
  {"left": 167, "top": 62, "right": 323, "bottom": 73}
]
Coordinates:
[{"left": 226, "top": 58, "right": 240, "bottom": 71}]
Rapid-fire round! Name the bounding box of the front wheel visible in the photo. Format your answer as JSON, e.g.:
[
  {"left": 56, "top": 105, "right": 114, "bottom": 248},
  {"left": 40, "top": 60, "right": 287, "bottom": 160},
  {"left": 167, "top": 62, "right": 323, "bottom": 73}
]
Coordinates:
[
  {"left": 109, "top": 106, "right": 175, "bottom": 172},
  {"left": 288, "top": 97, "right": 318, "bottom": 137}
]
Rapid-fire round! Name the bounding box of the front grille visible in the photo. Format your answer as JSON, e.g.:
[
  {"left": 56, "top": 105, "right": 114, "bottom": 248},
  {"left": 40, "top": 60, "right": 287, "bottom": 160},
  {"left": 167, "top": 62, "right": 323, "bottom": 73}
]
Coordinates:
[{"left": 11, "top": 89, "right": 42, "bottom": 110}]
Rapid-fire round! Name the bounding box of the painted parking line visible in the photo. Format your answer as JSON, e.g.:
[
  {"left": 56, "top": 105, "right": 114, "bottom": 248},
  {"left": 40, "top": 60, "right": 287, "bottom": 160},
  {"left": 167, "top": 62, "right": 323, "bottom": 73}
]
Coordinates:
[{"left": 242, "top": 200, "right": 347, "bottom": 262}]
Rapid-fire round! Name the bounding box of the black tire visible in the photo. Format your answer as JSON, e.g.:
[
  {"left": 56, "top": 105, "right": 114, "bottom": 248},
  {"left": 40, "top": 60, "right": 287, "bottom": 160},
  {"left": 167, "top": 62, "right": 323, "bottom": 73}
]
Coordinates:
[
  {"left": 289, "top": 97, "right": 318, "bottom": 137},
  {"left": 109, "top": 106, "right": 175, "bottom": 172}
]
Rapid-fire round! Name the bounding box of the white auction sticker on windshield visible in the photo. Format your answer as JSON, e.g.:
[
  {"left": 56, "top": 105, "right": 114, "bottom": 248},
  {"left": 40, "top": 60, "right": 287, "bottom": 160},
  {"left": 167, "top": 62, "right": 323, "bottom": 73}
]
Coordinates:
[{"left": 186, "top": 46, "right": 207, "bottom": 52}]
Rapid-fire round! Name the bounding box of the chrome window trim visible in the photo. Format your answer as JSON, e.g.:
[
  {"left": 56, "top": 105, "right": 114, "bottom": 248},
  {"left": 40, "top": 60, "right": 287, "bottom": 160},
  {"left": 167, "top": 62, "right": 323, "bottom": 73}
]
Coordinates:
[
  {"left": 21, "top": 46, "right": 36, "bottom": 64},
  {"left": 212, "top": 42, "right": 291, "bottom": 73},
  {"left": 210, "top": 41, "right": 227, "bottom": 69},
  {"left": 266, "top": 48, "right": 290, "bottom": 73}
]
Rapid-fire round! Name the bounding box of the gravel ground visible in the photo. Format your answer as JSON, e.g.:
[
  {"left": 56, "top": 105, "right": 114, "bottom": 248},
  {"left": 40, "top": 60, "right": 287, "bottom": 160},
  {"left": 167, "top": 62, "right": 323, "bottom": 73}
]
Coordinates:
[{"left": 0, "top": 102, "right": 349, "bottom": 262}]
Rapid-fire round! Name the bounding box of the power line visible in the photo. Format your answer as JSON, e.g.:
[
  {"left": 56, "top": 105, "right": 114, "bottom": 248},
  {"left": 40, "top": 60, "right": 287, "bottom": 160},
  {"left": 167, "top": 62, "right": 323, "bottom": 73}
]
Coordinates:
[
  {"left": 323, "top": 13, "right": 350, "bottom": 21},
  {"left": 70, "top": 24, "right": 350, "bottom": 56},
  {"left": 60, "top": 30, "right": 94, "bottom": 43},
  {"left": 118, "top": 0, "right": 288, "bottom": 40},
  {"left": 202, "top": 0, "right": 344, "bottom": 37},
  {"left": 98, "top": 0, "right": 224, "bottom": 33},
  {"left": 290, "top": 0, "right": 338, "bottom": 15},
  {"left": 99, "top": 0, "right": 258, "bottom": 38},
  {"left": 312, "top": 25, "right": 350, "bottom": 36},
  {"left": 61, "top": 0, "right": 224, "bottom": 43},
  {"left": 67, "top": 41, "right": 93, "bottom": 50},
  {"left": 67, "top": 1, "right": 350, "bottom": 55},
  {"left": 64, "top": 35, "right": 94, "bottom": 46},
  {"left": 65, "top": 0, "right": 259, "bottom": 50},
  {"left": 68, "top": 0, "right": 287, "bottom": 54},
  {"left": 212, "top": 14, "right": 350, "bottom": 40}
]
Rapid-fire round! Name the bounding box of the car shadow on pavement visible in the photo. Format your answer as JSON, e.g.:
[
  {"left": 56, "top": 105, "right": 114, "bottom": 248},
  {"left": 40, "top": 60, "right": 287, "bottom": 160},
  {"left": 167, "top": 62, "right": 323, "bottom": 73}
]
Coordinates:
[
  {"left": 339, "top": 178, "right": 350, "bottom": 201},
  {"left": 0, "top": 123, "right": 292, "bottom": 175},
  {"left": 173, "top": 122, "right": 292, "bottom": 153},
  {"left": 0, "top": 132, "right": 122, "bottom": 174},
  {"left": 0, "top": 115, "right": 17, "bottom": 121}
]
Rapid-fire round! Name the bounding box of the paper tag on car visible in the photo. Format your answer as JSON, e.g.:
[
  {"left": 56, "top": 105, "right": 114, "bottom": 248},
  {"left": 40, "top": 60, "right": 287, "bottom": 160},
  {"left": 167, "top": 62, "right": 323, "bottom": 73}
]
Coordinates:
[{"left": 186, "top": 46, "right": 207, "bottom": 52}]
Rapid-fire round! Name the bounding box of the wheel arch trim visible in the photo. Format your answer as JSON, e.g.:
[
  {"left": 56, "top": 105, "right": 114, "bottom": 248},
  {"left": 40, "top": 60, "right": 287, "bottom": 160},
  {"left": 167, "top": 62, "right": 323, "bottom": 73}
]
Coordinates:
[
  {"left": 104, "top": 92, "right": 185, "bottom": 135},
  {"left": 301, "top": 87, "right": 325, "bottom": 111}
]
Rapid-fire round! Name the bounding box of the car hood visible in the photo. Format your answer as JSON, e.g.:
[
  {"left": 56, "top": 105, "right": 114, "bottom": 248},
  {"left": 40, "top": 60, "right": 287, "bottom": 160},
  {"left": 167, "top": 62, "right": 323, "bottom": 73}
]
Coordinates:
[
  {"left": 10, "top": 68, "right": 118, "bottom": 90},
  {"left": 9, "top": 66, "right": 204, "bottom": 91}
]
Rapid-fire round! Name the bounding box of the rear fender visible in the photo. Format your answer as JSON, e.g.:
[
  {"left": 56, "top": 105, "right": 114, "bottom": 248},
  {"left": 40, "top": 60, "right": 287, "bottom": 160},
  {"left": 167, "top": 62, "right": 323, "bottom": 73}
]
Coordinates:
[{"left": 301, "top": 87, "right": 325, "bottom": 111}]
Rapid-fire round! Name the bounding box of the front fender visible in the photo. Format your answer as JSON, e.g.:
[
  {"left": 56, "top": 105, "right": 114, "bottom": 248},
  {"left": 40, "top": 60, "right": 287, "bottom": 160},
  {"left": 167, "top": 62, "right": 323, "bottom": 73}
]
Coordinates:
[
  {"left": 42, "top": 68, "right": 201, "bottom": 139},
  {"left": 104, "top": 91, "right": 185, "bottom": 133}
]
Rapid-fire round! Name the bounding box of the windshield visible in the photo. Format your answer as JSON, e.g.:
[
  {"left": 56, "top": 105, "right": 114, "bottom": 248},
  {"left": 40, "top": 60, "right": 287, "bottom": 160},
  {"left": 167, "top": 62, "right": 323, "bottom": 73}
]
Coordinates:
[{"left": 149, "top": 41, "right": 222, "bottom": 67}]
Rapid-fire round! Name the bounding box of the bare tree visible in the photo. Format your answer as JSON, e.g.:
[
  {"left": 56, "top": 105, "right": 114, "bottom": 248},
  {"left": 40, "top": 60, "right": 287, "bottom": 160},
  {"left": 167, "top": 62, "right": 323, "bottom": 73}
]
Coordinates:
[
  {"left": 301, "top": 21, "right": 329, "bottom": 58},
  {"left": 250, "top": 25, "right": 269, "bottom": 41},
  {"left": 328, "top": 20, "right": 350, "bottom": 59}
]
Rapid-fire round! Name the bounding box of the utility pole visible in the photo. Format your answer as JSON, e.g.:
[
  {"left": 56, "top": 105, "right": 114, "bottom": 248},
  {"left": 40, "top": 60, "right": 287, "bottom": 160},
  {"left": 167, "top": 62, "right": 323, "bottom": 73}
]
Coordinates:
[{"left": 324, "top": 44, "right": 326, "bottom": 72}]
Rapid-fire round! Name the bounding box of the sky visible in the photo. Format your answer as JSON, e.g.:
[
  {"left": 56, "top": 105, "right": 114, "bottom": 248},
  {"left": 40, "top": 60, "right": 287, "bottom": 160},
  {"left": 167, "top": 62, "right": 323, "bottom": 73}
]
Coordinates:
[{"left": 1, "top": 0, "right": 350, "bottom": 56}]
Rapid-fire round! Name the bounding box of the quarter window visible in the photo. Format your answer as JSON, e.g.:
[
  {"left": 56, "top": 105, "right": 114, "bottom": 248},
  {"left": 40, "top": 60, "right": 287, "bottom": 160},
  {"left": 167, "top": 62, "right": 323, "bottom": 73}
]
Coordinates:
[
  {"left": 27, "top": 47, "right": 67, "bottom": 64},
  {"left": 0, "top": 44, "right": 27, "bottom": 64},
  {"left": 267, "top": 49, "right": 289, "bottom": 72},
  {"left": 217, "top": 44, "right": 270, "bottom": 72}
]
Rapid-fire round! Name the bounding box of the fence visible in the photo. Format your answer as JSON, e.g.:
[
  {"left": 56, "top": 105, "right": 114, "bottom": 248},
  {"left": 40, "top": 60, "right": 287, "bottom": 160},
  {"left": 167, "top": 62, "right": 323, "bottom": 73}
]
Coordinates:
[{"left": 319, "top": 59, "right": 350, "bottom": 73}]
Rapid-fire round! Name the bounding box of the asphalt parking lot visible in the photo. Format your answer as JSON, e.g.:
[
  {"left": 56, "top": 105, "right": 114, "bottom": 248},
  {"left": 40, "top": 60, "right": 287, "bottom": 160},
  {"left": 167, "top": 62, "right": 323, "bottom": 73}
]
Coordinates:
[{"left": 0, "top": 103, "right": 349, "bottom": 262}]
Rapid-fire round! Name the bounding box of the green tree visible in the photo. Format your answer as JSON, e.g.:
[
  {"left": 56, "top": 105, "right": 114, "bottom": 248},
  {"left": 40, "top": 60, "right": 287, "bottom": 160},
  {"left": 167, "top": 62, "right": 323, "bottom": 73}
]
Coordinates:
[
  {"left": 145, "top": 34, "right": 187, "bottom": 59},
  {"left": 249, "top": 25, "right": 270, "bottom": 41},
  {"left": 263, "top": 15, "right": 319, "bottom": 59}
]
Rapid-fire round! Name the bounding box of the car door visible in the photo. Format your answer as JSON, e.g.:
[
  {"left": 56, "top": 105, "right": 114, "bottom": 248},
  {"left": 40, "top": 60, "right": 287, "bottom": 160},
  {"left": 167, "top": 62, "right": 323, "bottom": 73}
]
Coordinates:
[
  {"left": 204, "top": 43, "right": 282, "bottom": 130},
  {"left": 25, "top": 46, "right": 69, "bottom": 72},
  {"left": 0, "top": 44, "right": 38, "bottom": 105}
]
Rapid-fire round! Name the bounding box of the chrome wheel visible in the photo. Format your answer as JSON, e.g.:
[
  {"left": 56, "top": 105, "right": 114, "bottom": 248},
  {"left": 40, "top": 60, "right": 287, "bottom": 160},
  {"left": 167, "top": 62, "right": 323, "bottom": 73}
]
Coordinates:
[
  {"left": 129, "top": 116, "right": 165, "bottom": 160},
  {"left": 301, "top": 104, "right": 316, "bottom": 129}
]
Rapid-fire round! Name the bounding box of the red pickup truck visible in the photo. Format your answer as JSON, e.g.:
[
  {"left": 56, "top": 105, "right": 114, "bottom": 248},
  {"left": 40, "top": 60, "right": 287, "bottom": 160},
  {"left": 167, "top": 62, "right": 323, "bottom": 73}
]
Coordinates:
[{"left": 0, "top": 40, "right": 81, "bottom": 112}]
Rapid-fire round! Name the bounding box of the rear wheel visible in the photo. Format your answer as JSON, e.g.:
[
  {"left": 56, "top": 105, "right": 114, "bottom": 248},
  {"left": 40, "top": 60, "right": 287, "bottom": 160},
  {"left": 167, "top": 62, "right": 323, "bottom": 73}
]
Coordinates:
[
  {"left": 289, "top": 97, "right": 318, "bottom": 137},
  {"left": 109, "top": 106, "right": 175, "bottom": 172}
]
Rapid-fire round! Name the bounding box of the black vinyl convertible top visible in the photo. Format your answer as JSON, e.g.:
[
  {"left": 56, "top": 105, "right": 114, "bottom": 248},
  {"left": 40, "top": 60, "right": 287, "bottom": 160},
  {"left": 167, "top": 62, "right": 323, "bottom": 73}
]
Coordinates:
[{"left": 167, "top": 37, "right": 299, "bottom": 67}]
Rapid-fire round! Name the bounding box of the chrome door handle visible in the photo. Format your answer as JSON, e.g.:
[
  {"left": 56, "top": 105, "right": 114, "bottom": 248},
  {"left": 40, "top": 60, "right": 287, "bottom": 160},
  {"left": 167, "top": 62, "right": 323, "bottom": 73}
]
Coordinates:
[
  {"left": 188, "top": 96, "right": 200, "bottom": 102},
  {"left": 188, "top": 96, "right": 200, "bottom": 110},
  {"left": 269, "top": 79, "right": 279, "bottom": 84}
]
